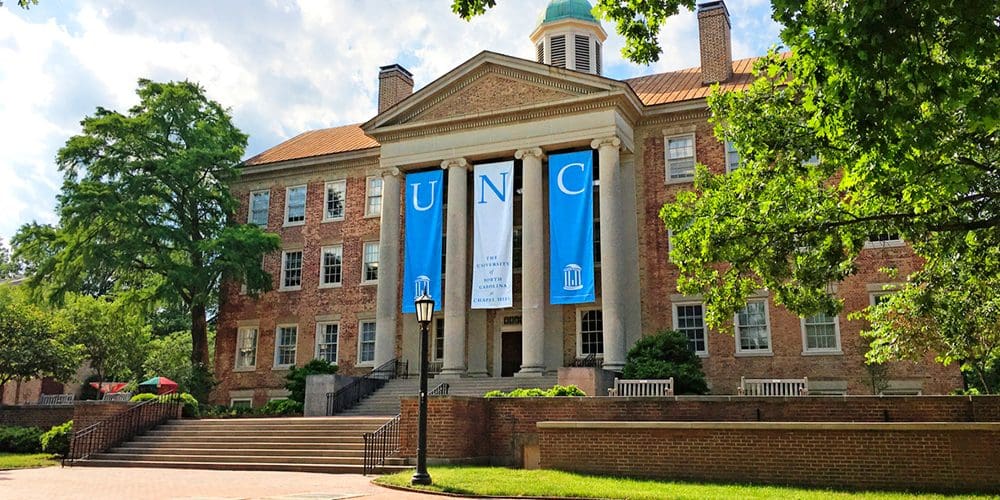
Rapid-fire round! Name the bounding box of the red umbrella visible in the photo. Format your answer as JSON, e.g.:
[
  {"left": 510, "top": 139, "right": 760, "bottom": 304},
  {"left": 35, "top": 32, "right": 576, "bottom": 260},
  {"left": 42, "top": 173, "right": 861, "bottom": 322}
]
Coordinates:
[
  {"left": 139, "top": 376, "right": 179, "bottom": 395},
  {"left": 88, "top": 382, "right": 129, "bottom": 394}
]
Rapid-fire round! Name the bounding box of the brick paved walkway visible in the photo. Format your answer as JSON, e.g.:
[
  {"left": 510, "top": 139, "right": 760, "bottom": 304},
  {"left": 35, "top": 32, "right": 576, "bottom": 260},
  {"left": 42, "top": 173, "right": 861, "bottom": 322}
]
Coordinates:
[{"left": 0, "top": 467, "right": 443, "bottom": 500}]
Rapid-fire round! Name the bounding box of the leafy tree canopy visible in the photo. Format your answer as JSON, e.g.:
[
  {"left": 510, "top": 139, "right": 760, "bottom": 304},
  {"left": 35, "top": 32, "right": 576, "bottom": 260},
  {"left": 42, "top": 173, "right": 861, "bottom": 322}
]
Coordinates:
[
  {"left": 0, "top": 286, "right": 80, "bottom": 387},
  {"left": 60, "top": 294, "right": 151, "bottom": 386},
  {"left": 622, "top": 330, "right": 709, "bottom": 394}
]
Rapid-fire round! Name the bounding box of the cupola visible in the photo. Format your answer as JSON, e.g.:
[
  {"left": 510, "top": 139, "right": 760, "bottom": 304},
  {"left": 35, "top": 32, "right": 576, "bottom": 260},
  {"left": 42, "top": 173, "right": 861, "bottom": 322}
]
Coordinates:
[{"left": 530, "top": 0, "right": 607, "bottom": 75}]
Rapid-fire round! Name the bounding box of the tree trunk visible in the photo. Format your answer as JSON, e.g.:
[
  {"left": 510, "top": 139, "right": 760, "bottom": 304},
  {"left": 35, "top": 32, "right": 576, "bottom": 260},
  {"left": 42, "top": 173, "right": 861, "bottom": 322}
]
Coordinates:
[{"left": 190, "top": 302, "right": 210, "bottom": 367}]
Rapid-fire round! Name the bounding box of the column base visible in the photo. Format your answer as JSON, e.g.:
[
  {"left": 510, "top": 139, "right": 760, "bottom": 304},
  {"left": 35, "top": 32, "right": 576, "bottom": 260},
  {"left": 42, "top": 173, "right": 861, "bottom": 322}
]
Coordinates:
[
  {"left": 435, "top": 369, "right": 467, "bottom": 379},
  {"left": 465, "top": 371, "right": 490, "bottom": 378},
  {"left": 601, "top": 362, "right": 625, "bottom": 373},
  {"left": 515, "top": 367, "right": 546, "bottom": 377}
]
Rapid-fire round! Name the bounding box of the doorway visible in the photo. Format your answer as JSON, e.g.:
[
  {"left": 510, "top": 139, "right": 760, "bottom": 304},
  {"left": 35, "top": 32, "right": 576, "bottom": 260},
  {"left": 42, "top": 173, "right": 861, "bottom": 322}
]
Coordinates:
[{"left": 501, "top": 331, "right": 522, "bottom": 377}]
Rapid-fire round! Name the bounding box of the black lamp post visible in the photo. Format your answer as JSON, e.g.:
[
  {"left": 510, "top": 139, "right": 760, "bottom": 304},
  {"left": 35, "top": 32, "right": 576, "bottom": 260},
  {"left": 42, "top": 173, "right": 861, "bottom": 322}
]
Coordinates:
[{"left": 411, "top": 293, "right": 435, "bottom": 486}]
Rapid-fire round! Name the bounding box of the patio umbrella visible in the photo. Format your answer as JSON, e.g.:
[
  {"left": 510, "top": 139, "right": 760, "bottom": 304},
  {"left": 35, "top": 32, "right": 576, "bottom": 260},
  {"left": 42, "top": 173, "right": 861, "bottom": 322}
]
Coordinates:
[
  {"left": 88, "top": 381, "right": 128, "bottom": 394},
  {"left": 139, "top": 376, "right": 179, "bottom": 395}
]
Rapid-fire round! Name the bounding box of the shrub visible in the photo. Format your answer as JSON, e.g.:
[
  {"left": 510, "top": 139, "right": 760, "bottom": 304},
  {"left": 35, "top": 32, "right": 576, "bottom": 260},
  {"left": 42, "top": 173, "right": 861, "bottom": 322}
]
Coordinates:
[
  {"left": 40, "top": 421, "right": 73, "bottom": 456},
  {"left": 484, "top": 385, "right": 586, "bottom": 398},
  {"left": 129, "top": 392, "right": 199, "bottom": 417},
  {"left": 130, "top": 393, "right": 159, "bottom": 403},
  {"left": 622, "top": 330, "right": 709, "bottom": 395},
  {"left": 0, "top": 426, "right": 44, "bottom": 453},
  {"left": 284, "top": 359, "right": 338, "bottom": 404},
  {"left": 257, "top": 399, "right": 303, "bottom": 416}
]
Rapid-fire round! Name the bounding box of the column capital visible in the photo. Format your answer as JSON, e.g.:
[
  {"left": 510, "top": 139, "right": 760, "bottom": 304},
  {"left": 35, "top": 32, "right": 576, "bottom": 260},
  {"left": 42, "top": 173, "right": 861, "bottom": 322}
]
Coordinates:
[
  {"left": 514, "top": 147, "right": 545, "bottom": 161},
  {"left": 590, "top": 136, "right": 622, "bottom": 151},
  {"left": 440, "top": 158, "right": 469, "bottom": 171},
  {"left": 379, "top": 167, "right": 401, "bottom": 178}
]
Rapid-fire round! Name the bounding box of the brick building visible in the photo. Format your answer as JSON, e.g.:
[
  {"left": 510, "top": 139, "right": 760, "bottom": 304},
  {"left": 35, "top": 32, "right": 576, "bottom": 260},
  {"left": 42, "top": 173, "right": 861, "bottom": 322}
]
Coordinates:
[{"left": 212, "top": 0, "right": 960, "bottom": 406}]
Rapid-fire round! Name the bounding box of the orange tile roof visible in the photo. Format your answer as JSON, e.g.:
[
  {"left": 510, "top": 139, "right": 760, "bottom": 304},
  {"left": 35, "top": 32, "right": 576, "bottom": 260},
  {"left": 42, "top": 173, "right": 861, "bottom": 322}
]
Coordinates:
[
  {"left": 625, "top": 56, "right": 761, "bottom": 106},
  {"left": 243, "top": 124, "right": 378, "bottom": 166}
]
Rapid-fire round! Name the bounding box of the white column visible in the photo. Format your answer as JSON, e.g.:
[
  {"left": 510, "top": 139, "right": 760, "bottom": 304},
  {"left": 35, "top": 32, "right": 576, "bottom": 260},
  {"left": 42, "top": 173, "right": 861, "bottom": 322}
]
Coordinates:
[
  {"left": 374, "top": 168, "right": 402, "bottom": 372},
  {"left": 592, "top": 137, "right": 626, "bottom": 372},
  {"left": 439, "top": 158, "right": 469, "bottom": 378},
  {"left": 514, "top": 147, "right": 547, "bottom": 377}
]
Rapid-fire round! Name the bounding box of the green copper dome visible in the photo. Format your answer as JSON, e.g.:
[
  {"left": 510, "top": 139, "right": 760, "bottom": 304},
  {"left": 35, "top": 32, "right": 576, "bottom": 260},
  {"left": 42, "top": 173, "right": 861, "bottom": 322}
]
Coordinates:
[{"left": 537, "top": 0, "right": 598, "bottom": 26}]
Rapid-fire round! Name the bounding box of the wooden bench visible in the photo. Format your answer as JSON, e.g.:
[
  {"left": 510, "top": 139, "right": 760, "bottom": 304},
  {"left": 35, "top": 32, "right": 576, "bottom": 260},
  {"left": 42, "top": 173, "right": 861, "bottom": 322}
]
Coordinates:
[
  {"left": 608, "top": 378, "right": 674, "bottom": 397},
  {"left": 38, "top": 394, "right": 74, "bottom": 405},
  {"left": 738, "top": 377, "right": 809, "bottom": 396},
  {"left": 102, "top": 392, "right": 133, "bottom": 402}
]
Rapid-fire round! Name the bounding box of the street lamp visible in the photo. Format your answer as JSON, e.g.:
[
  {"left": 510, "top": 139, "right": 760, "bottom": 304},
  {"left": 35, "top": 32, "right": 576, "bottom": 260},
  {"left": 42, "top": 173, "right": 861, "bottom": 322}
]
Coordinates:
[{"left": 411, "top": 293, "right": 435, "bottom": 486}]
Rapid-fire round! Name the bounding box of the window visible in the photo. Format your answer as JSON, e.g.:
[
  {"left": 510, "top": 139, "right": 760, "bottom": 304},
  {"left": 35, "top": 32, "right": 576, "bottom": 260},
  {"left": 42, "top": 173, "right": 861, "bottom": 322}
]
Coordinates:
[
  {"left": 358, "top": 321, "right": 376, "bottom": 365},
  {"left": 735, "top": 300, "right": 771, "bottom": 354},
  {"left": 674, "top": 303, "right": 707, "bottom": 355},
  {"left": 230, "top": 398, "right": 252, "bottom": 409},
  {"left": 593, "top": 190, "right": 601, "bottom": 264},
  {"left": 535, "top": 42, "right": 544, "bottom": 63},
  {"left": 725, "top": 141, "right": 741, "bottom": 172},
  {"left": 362, "top": 241, "right": 379, "bottom": 283},
  {"left": 512, "top": 227, "right": 522, "bottom": 270},
  {"left": 802, "top": 312, "right": 840, "bottom": 353},
  {"left": 281, "top": 251, "right": 303, "bottom": 290},
  {"left": 275, "top": 325, "right": 297, "bottom": 368},
  {"left": 323, "top": 181, "right": 346, "bottom": 221},
  {"left": 235, "top": 327, "right": 258, "bottom": 369},
  {"left": 249, "top": 190, "right": 270, "bottom": 227},
  {"left": 574, "top": 34, "right": 590, "bottom": 71},
  {"left": 319, "top": 246, "right": 343, "bottom": 287},
  {"left": 285, "top": 185, "right": 306, "bottom": 224},
  {"left": 550, "top": 35, "right": 566, "bottom": 68},
  {"left": 316, "top": 322, "right": 339, "bottom": 364},
  {"left": 365, "top": 177, "right": 383, "bottom": 217},
  {"left": 666, "top": 135, "right": 695, "bottom": 181},
  {"left": 865, "top": 233, "right": 904, "bottom": 248},
  {"left": 432, "top": 318, "right": 445, "bottom": 362},
  {"left": 578, "top": 309, "right": 604, "bottom": 357},
  {"left": 870, "top": 292, "right": 893, "bottom": 306},
  {"left": 595, "top": 41, "right": 602, "bottom": 75}
]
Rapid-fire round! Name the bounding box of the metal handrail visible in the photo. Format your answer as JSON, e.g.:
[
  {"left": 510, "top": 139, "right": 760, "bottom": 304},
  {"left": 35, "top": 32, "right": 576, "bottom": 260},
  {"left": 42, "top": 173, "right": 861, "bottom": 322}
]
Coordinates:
[
  {"left": 362, "top": 382, "right": 449, "bottom": 475},
  {"left": 64, "top": 391, "right": 182, "bottom": 465},
  {"left": 571, "top": 353, "right": 603, "bottom": 367},
  {"left": 326, "top": 358, "right": 407, "bottom": 416},
  {"left": 429, "top": 382, "right": 450, "bottom": 396}
]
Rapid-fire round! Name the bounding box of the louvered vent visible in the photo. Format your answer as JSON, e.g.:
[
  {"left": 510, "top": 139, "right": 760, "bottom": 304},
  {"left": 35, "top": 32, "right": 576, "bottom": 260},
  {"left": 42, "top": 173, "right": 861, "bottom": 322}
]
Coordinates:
[
  {"left": 536, "top": 42, "right": 544, "bottom": 63},
  {"left": 575, "top": 35, "right": 590, "bottom": 72},
  {"left": 595, "top": 41, "right": 602, "bottom": 75},
  {"left": 550, "top": 35, "right": 566, "bottom": 68}
]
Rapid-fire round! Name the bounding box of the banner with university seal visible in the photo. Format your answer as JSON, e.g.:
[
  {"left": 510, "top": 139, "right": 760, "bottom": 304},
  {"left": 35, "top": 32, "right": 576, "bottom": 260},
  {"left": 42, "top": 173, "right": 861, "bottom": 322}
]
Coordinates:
[
  {"left": 548, "top": 150, "right": 595, "bottom": 304},
  {"left": 402, "top": 169, "right": 444, "bottom": 313},
  {"left": 471, "top": 160, "right": 514, "bottom": 309}
]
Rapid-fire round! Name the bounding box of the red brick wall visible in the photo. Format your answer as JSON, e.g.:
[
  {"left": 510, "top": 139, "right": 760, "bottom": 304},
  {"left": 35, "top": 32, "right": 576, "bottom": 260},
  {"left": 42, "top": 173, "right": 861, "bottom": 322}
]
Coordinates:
[
  {"left": 72, "top": 401, "right": 136, "bottom": 430},
  {"left": 0, "top": 405, "right": 74, "bottom": 429},
  {"left": 539, "top": 422, "right": 1000, "bottom": 493}
]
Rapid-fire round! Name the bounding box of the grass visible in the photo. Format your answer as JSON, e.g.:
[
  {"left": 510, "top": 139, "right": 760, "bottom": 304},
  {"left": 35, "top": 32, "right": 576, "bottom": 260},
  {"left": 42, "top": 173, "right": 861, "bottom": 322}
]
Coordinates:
[
  {"left": 0, "top": 453, "right": 59, "bottom": 470},
  {"left": 375, "top": 466, "right": 995, "bottom": 500}
]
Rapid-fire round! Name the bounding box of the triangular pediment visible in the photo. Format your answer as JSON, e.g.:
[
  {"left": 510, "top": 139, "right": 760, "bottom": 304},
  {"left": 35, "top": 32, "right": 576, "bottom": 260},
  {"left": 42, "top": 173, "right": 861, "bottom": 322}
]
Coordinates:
[{"left": 407, "top": 70, "right": 578, "bottom": 123}]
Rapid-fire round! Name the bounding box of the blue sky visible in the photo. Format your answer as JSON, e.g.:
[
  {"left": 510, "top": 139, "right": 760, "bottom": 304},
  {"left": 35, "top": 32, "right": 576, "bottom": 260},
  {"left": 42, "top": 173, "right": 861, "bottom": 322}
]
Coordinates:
[{"left": 0, "top": 0, "right": 780, "bottom": 245}]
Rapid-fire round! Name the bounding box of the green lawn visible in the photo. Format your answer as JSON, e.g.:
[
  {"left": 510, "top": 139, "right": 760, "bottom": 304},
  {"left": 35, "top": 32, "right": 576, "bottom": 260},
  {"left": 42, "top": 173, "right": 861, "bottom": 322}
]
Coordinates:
[
  {"left": 375, "top": 466, "right": 993, "bottom": 500},
  {"left": 0, "top": 453, "right": 59, "bottom": 470}
]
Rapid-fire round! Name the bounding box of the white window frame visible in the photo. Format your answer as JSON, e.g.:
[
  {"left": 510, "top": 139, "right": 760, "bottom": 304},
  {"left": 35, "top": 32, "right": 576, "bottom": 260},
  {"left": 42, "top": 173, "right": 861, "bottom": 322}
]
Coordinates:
[
  {"left": 284, "top": 185, "right": 307, "bottom": 226},
  {"left": 315, "top": 322, "right": 339, "bottom": 364},
  {"left": 230, "top": 398, "right": 252, "bottom": 408},
  {"left": 365, "top": 176, "right": 383, "bottom": 218},
  {"left": 665, "top": 134, "right": 696, "bottom": 183},
  {"left": 248, "top": 189, "right": 270, "bottom": 227},
  {"left": 319, "top": 245, "right": 343, "bottom": 288},
  {"left": 870, "top": 291, "right": 894, "bottom": 306},
  {"left": 725, "top": 140, "right": 741, "bottom": 173},
  {"left": 273, "top": 324, "right": 298, "bottom": 369},
  {"left": 734, "top": 299, "right": 773, "bottom": 356},
  {"left": 322, "top": 180, "right": 346, "bottom": 222},
  {"left": 864, "top": 234, "right": 905, "bottom": 249},
  {"left": 673, "top": 302, "right": 708, "bottom": 357},
  {"left": 357, "top": 320, "right": 377, "bottom": 367},
  {"left": 234, "top": 326, "right": 258, "bottom": 371},
  {"left": 575, "top": 307, "right": 604, "bottom": 359},
  {"left": 431, "top": 317, "right": 445, "bottom": 362},
  {"left": 361, "top": 241, "right": 379, "bottom": 285},
  {"left": 800, "top": 312, "right": 842, "bottom": 355},
  {"left": 268, "top": 397, "right": 289, "bottom": 402},
  {"left": 280, "top": 250, "right": 303, "bottom": 291}
]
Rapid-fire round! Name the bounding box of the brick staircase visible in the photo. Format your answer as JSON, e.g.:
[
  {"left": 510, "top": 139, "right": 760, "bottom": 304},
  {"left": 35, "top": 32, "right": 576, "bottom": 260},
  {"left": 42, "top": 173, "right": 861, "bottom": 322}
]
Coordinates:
[
  {"left": 73, "top": 417, "right": 409, "bottom": 474},
  {"left": 336, "top": 375, "right": 558, "bottom": 416}
]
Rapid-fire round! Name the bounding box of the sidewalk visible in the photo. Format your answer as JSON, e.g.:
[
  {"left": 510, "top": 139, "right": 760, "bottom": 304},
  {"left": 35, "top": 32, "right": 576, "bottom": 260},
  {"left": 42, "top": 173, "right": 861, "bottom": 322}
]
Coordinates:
[{"left": 0, "top": 466, "right": 442, "bottom": 500}]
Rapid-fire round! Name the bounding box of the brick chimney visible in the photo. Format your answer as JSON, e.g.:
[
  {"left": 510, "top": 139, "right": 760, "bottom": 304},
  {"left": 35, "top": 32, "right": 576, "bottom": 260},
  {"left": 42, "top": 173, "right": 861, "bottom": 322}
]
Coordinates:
[
  {"left": 378, "top": 64, "right": 414, "bottom": 113},
  {"left": 697, "top": 1, "right": 733, "bottom": 85}
]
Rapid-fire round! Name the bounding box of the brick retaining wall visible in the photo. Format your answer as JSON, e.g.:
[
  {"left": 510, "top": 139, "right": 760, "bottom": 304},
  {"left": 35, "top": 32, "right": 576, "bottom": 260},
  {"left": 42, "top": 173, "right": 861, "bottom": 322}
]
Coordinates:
[{"left": 0, "top": 405, "right": 74, "bottom": 429}]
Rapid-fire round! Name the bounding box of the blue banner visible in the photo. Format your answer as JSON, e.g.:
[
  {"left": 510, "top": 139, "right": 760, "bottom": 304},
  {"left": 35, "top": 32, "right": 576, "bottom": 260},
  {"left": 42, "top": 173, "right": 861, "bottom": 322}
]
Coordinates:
[
  {"left": 402, "top": 169, "right": 444, "bottom": 313},
  {"left": 548, "top": 151, "right": 595, "bottom": 304}
]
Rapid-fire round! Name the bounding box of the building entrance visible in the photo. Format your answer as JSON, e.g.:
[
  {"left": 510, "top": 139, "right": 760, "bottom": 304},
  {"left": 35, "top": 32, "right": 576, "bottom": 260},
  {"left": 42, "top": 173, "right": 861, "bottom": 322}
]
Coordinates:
[{"left": 501, "top": 331, "right": 522, "bottom": 377}]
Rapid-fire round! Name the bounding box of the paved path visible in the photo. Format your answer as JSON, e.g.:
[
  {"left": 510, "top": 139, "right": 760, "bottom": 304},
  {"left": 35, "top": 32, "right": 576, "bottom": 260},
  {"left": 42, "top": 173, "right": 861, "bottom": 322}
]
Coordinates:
[{"left": 0, "top": 467, "right": 444, "bottom": 500}]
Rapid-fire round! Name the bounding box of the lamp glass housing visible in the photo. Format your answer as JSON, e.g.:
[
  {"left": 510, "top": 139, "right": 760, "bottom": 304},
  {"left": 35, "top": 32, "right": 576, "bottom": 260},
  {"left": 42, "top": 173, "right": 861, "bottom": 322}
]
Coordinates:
[{"left": 415, "top": 294, "right": 435, "bottom": 325}]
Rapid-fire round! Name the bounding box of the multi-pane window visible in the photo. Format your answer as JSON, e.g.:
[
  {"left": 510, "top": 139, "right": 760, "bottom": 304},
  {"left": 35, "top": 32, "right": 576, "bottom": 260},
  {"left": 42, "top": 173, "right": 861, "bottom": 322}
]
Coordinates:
[
  {"left": 579, "top": 309, "right": 604, "bottom": 356},
  {"left": 512, "top": 227, "right": 522, "bottom": 269},
  {"left": 285, "top": 185, "right": 306, "bottom": 224},
  {"left": 362, "top": 242, "right": 379, "bottom": 283},
  {"left": 235, "top": 327, "right": 258, "bottom": 369},
  {"left": 230, "top": 398, "right": 252, "bottom": 409},
  {"left": 433, "top": 318, "right": 445, "bottom": 362},
  {"left": 249, "top": 190, "right": 270, "bottom": 227},
  {"left": 593, "top": 190, "right": 601, "bottom": 264},
  {"left": 666, "top": 135, "right": 695, "bottom": 180},
  {"left": 866, "top": 233, "right": 903, "bottom": 248},
  {"left": 275, "top": 325, "right": 297, "bottom": 367},
  {"left": 320, "top": 246, "right": 343, "bottom": 286},
  {"left": 316, "top": 323, "right": 339, "bottom": 364},
  {"left": 803, "top": 312, "right": 839, "bottom": 352},
  {"left": 324, "top": 181, "right": 346, "bottom": 221},
  {"left": 736, "top": 301, "right": 771, "bottom": 353},
  {"left": 366, "top": 177, "right": 383, "bottom": 217},
  {"left": 281, "top": 251, "right": 303, "bottom": 289},
  {"left": 675, "top": 304, "right": 707, "bottom": 355},
  {"left": 358, "top": 321, "right": 376, "bottom": 364},
  {"left": 725, "top": 141, "right": 741, "bottom": 172}
]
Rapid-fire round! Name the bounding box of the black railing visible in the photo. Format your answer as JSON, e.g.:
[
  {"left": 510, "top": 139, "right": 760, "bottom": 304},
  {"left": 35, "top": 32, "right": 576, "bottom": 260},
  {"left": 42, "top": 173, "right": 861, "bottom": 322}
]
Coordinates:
[
  {"left": 326, "top": 358, "right": 408, "bottom": 416},
  {"left": 571, "top": 353, "right": 603, "bottom": 367},
  {"left": 64, "top": 391, "right": 182, "bottom": 465},
  {"left": 361, "top": 382, "right": 449, "bottom": 475}
]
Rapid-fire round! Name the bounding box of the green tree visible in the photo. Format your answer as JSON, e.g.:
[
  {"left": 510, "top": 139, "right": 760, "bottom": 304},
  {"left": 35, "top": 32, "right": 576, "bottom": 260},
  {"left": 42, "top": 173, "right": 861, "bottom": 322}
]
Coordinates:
[
  {"left": 284, "top": 359, "right": 338, "bottom": 404},
  {"left": 15, "top": 79, "right": 279, "bottom": 383},
  {"left": 660, "top": 1, "right": 999, "bottom": 387},
  {"left": 0, "top": 239, "right": 19, "bottom": 280},
  {"left": 61, "top": 294, "right": 151, "bottom": 388},
  {"left": 0, "top": 286, "right": 80, "bottom": 389},
  {"left": 144, "top": 329, "right": 216, "bottom": 395},
  {"left": 622, "top": 330, "right": 709, "bottom": 394}
]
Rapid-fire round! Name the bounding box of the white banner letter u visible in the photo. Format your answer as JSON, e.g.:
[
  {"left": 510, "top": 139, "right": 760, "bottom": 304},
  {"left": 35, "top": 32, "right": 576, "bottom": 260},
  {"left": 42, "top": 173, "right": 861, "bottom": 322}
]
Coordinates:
[{"left": 411, "top": 180, "right": 438, "bottom": 211}]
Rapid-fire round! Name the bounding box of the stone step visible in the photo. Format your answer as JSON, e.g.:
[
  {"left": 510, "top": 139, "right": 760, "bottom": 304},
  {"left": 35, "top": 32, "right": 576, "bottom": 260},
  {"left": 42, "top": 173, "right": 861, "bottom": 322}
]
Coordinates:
[
  {"left": 147, "top": 429, "right": 367, "bottom": 437},
  {"left": 93, "top": 452, "right": 397, "bottom": 466},
  {"left": 132, "top": 435, "right": 365, "bottom": 444},
  {"left": 71, "top": 458, "right": 410, "bottom": 474},
  {"left": 166, "top": 417, "right": 388, "bottom": 426},
  {"left": 122, "top": 441, "right": 366, "bottom": 451},
  {"left": 110, "top": 447, "right": 365, "bottom": 458}
]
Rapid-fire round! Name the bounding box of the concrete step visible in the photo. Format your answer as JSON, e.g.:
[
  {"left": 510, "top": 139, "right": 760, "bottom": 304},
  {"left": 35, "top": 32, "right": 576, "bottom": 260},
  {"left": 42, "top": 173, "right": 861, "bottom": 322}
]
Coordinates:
[
  {"left": 132, "top": 435, "right": 366, "bottom": 444},
  {"left": 122, "top": 441, "right": 366, "bottom": 451},
  {"left": 147, "top": 429, "right": 369, "bottom": 437},
  {"left": 111, "top": 447, "right": 366, "bottom": 457},
  {"left": 92, "top": 452, "right": 399, "bottom": 466},
  {"left": 71, "top": 458, "right": 410, "bottom": 474}
]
